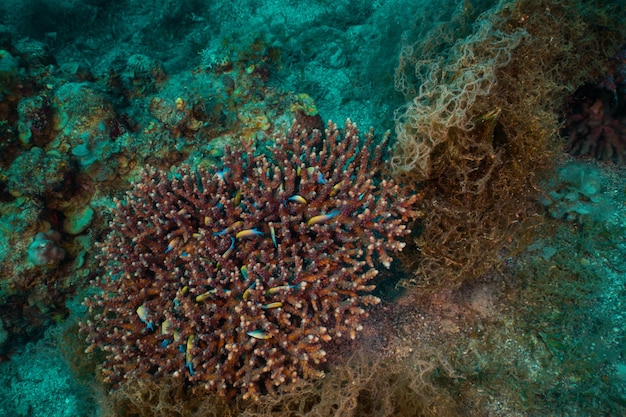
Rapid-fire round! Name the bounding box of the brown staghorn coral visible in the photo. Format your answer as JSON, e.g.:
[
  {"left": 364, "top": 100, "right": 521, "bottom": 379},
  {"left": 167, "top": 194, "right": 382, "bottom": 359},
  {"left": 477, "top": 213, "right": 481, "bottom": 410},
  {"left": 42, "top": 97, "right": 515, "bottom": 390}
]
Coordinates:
[{"left": 81, "top": 119, "right": 417, "bottom": 400}]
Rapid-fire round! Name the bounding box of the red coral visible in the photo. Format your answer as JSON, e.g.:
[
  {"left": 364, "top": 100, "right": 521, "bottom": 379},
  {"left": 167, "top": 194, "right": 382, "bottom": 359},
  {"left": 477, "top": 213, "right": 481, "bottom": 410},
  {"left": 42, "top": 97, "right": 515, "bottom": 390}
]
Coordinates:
[
  {"left": 564, "top": 93, "right": 626, "bottom": 163},
  {"left": 81, "top": 120, "right": 417, "bottom": 400},
  {"left": 563, "top": 48, "right": 626, "bottom": 163}
]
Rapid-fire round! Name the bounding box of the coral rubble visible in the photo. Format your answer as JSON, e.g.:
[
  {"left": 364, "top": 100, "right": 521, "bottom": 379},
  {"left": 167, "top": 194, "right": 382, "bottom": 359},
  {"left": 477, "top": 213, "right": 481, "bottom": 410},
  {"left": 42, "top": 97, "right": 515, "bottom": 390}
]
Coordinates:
[{"left": 82, "top": 120, "right": 417, "bottom": 400}]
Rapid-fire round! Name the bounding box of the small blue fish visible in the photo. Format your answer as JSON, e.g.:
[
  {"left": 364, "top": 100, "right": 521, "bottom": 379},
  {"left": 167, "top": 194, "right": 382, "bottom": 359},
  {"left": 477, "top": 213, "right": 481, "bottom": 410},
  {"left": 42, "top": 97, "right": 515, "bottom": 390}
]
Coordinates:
[
  {"left": 136, "top": 304, "right": 155, "bottom": 331},
  {"left": 307, "top": 209, "right": 339, "bottom": 227},
  {"left": 165, "top": 237, "right": 181, "bottom": 254},
  {"left": 316, "top": 171, "right": 326, "bottom": 185},
  {"left": 288, "top": 195, "right": 307, "bottom": 204},
  {"left": 213, "top": 220, "right": 244, "bottom": 236},
  {"left": 185, "top": 335, "right": 195, "bottom": 376},
  {"left": 261, "top": 302, "right": 283, "bottom": 309},
  {"left": 330, "top": 181, "right": 343, "bottom": 196},
  {"left": 216, "top": 168, "right": 229, "bottom": 181},
  {"left": 266, "top": 284, "right": 299, "bottom": 295},
  {"left": 195, "top": 289, "right": 217, "bottom": 302},
  {"left": 247, "top": 329, "right": 271, "bottom": 340},
  {"left": 223, "top": 236, "right": 235, "bottom": 258},
  {"left": 236, "top": 228, "right": 264, "bottom": 239},
  {"left": 269, "top": 225, "right": 277, "bottom": 249},
  {"left": 161, "top": 319, "right": 173, "bottom": 335},
  {"left": 243, "top": 281, "right": 257, "bottom": 300}
]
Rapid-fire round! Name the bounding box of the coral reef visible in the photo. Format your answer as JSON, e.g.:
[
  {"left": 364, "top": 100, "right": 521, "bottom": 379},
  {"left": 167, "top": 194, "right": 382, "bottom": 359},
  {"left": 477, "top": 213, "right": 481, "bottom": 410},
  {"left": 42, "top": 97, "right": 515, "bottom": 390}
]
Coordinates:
[
  {"left": 563, "top": 48, "right": 626, "bottom": 162},
  {"left": 2, "top": 0, "right": 626, "bottom": 415},
  {"left": 0, "top": 30, "right": 309, "bottom": 359},
  {"left": 82, "top": 120, "right": 417, "bottom": 400}
]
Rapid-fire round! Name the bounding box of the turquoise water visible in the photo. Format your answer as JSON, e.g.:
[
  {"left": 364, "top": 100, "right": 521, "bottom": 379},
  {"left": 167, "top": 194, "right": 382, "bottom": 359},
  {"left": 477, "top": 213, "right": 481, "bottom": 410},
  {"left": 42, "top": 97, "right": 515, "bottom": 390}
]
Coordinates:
[{"left": 1, "top": 0, "right": 626, "bottom": 415}]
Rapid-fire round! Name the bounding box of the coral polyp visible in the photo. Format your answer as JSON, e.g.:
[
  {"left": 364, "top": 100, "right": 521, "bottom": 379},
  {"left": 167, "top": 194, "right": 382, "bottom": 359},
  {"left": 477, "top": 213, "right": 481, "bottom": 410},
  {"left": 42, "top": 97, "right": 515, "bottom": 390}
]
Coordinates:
[{"left": 81, "top": 120, "right": 417, "bottom": 400}]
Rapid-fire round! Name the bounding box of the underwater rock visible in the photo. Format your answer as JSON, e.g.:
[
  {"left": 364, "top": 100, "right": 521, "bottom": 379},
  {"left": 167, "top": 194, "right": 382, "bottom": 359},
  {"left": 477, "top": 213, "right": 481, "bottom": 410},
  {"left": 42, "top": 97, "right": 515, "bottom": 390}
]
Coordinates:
[
  {"left": 124, "top": 54, "right": 166, "bottom": 86},
  {"left": 0, "top": 318, "right": 7, "bottom": 346},
  {"left": 5, "top": 147, "right": 70, "bottom": 197},
  {"left": 14, "top": 38, "right": 56, "bottom": 68},
  {"left": 27, "top": 229, "right": 66, "bottom": 267},
  {"left": 17, "top": 95, "right": 54, "bottom": 147},
  {"left": 62, "top": 205, "right": 94, "bottom": 235},
  {"left": 0, "top": 49, "right": 19, "bottom": 95},
  {"left": 51, "top": 82, "right": 120, "bottom": 180},
  {"left": 541, "top": 161, "right": 614, "bottom": 223}
]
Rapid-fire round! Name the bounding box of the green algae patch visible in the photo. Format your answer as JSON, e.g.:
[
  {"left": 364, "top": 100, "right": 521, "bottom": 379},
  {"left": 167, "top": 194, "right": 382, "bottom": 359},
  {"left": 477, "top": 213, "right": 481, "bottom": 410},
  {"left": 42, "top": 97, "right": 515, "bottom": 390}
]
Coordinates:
[{"left": 63, "top": 205, "right": 94, "bottom": 235}]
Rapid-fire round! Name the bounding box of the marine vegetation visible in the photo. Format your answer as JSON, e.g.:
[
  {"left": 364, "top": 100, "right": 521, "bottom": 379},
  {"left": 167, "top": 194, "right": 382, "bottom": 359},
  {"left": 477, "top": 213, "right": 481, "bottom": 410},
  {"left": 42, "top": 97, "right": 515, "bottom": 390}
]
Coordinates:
[
  {"left": 81, "top": 120, "right": 417, "bottom": 400},
  {"left": 391, "top": 0, "right": 626, "bottom": 288}
]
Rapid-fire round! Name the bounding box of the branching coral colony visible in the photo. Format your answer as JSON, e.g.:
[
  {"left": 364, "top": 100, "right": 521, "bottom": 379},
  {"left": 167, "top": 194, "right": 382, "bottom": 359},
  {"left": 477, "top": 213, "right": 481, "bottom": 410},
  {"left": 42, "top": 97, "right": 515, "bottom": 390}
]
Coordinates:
[
  {"left": 564, "top": 48, "right": 626, "bottom": 162},
  {"left": 81, "top": 120, "right": 417, "bottom": 400}
]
